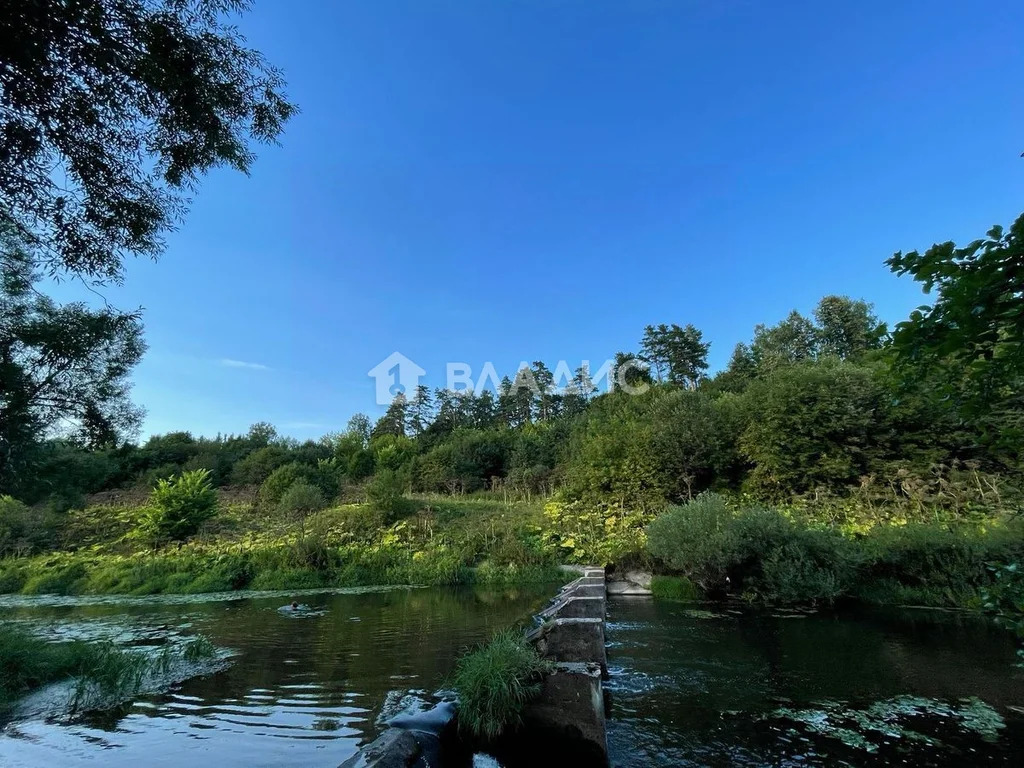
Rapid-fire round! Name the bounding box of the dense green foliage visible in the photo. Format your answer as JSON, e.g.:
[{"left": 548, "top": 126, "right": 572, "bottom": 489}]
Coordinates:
[
  {"left": 450, "top": 630, "right": 551, "bottom": 739},
  {"left": 0, "top": 0, "right": 295, "bottom": 284},
  {"left": 888, "top": 218, "right": 1024, "bottom": 456},
  {"left": 648, "top": 494, "right": 1024, "bottom": 608},
  {"left": 0, "top": 239, "right": 145, "bottom": 493},
  {"left": 0, "top": 496, "right": 568, "bottom": 596},
  {"left": 141, "top": 469, "right": 219, "bottom": 544},
  {"left": 1, "top": 0, "right": 293, "bottom": 509},
  {"left": 982, "top": 563, "right": 1024, "bottom": 666}
]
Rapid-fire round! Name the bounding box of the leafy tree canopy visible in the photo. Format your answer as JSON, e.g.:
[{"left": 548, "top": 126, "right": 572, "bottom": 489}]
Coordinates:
[
  {"left": 1, "top": 233, "right": 144, "bottom": 492},
  {"left": 888, "top": 215, "right": 1024, "bottom": 453},
  {"left": 0, "top": 0, "right": 295, "bottom": 282}
]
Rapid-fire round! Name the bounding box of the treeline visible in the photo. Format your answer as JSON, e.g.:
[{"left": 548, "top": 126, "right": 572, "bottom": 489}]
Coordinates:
[
  {"left": 3, "top": 215, "right": 1023, "bottom": 558},
  {"left": 0, "top": 293, "right": 893, "bottom": 508}
]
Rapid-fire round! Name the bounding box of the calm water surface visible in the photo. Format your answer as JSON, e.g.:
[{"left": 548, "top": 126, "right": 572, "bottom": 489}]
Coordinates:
[
  {"left": 605, "top": 598, "right": 1024, "bottom": 766},
  {"left": 0, "top": 585, "right": 553, "bottom": 768}
]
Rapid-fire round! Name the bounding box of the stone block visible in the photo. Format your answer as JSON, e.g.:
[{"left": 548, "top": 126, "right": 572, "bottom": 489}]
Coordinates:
[
  {"left": 554, "top": 596, "right": 605, "bottom": 620},
  {"left": 522, "top": 663, "right": 607, "bottom": 764},
  {"left": 542, "top": 618, "right": 606, "bottom": 670}
]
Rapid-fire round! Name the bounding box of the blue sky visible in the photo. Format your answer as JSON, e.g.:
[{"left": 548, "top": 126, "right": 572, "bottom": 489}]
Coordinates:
[{"left": 59, "top": 0, "right": 1024, "bottom": 439}]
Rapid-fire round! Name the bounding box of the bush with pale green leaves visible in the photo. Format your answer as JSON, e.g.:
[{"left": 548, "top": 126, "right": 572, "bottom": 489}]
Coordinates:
[{"left": 140, "top": 470, "right": 218, "bottom": 544}]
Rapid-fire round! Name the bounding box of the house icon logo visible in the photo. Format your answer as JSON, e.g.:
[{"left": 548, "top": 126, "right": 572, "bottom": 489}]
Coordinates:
[{"left": 368, "top": 352, "right": 426, "bottom": 405}]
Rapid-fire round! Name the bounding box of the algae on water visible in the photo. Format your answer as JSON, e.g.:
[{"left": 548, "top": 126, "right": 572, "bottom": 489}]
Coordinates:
[{"left": 764, "top": 695, "right": 1006, "bottom": 753}]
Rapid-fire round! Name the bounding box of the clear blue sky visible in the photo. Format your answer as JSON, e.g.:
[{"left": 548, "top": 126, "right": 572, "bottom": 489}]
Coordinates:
[{"left": 63, "top": 0, "right": 1024, "bottom": 439}]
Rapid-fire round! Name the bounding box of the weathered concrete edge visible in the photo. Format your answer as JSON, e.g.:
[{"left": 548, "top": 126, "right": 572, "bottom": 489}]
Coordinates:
[{"left": 523, "top": 566, "right": 609, "bottom": 763}]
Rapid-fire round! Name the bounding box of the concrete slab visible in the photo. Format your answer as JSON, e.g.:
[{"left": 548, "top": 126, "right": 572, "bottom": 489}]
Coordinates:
[
  {"left": 540, "top": 618, "right": 606, "bottom": 671},
  {"left": 554, "top": 596, "right": 606, "bottom": 620},
  {"left": 522, "top": 663, "right": 606, "bottom": 763}
]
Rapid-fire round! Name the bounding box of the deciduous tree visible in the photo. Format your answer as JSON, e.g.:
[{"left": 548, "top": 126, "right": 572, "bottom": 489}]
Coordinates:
[
  {"left": 0, "top": 0, "right": 295, "bottom": 282},
  {"left": 0, "top": 240, "right": 144, "bottom": 492}
]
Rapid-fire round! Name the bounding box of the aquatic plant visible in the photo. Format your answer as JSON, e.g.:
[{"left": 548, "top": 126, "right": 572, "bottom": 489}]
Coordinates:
[
  {"left": 450, "top": 630, "right": 552, "bottom": 739},
  {"left": 765, "top": 695, "right": 1006, "bottom": 753},
  {"left": 0, "top": 624, "right": 219, "bottom": 712}
]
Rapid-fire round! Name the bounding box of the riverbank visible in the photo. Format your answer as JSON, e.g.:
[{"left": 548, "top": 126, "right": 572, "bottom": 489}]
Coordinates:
[
  {"left": 0, "top": 496, "right": 569, "bottom": 596},
  {"left": 1, "top": 492, "right": 1021, "bottom": 622}
]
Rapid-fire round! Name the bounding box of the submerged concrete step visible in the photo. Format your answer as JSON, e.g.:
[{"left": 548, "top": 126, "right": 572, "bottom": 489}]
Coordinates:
[{"left": 522, "top": 662, "right": 606, "bottom": 763}]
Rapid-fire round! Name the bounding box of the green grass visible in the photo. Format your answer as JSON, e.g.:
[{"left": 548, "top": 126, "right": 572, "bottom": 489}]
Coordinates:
[
  {"left": 449, "top": 630, "right": 552, "bottom": 740},
  {"left": 650, "top": 575, "right": 698, "bottom": 601},
  {"left": 0, "top": 625, "right": 217, "bottom": 711}
]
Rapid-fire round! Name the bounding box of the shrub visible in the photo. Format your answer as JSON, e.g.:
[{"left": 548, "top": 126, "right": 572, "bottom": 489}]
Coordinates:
[
  {"left": 260, "top": 462, "right": 312, "bottom": 505},
  {"left": 758, "top": 529, "right": 855, "bottom": 606},
  {"left": 230, "top": 445, "right": 290, "bottom": 486},
  {"left": 646, "top": 494, "right": 858, "bottom": 605},
  {"left": 134, "top": 462, "right": 181, "bottom": 489},
  {"left": 739, "top": 359, "right": 891, "bottom": 499},
  {"left": 260, "top": 461, "right": 340, "bottom": 507},
  {"left": 0, "top": 495, "right": 58, "bottom": 557},
  {"left": 857, "top": 523, "right": 1023, "bottom": 607},
  {"left": 140, "top": 470, "right": 218, "bottom": 544},
  {"left": 646, "top": 494, "right": 738, "bottom": 591},
  {"left": 278, "top": 481, "right": 326, "bottom": 525},
  {"left": 367, "top": 469, "right": 412, "bottom": 520},
  {"left": 450, "top": 630, "right": 551, "bottom": 739}
]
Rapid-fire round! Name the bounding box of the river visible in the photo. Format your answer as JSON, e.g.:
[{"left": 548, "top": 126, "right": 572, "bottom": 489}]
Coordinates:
[
  {"left": 605, "top": 597, "right": 1024, "bottom": 766},
  {"left": 1, "top": 587, "right": 1022, "bottom": 767},
  {"left": 0, "top": 585, "right": 552, "bottom": 767}
]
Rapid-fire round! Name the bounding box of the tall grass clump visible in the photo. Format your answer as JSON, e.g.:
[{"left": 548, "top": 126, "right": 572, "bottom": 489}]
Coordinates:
[
  {"left": 0, "top": 625, "right": 218, "bottom": 711},
  {"left": 650, "top": 575, "right": 698, "bottom": 600},
  {"left": 450, "top": 630, "right": 551, "bottom": 739}
]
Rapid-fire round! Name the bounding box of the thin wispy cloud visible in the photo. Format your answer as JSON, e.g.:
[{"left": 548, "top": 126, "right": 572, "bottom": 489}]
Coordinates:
[{"left": 220, "top": 358, "right": 271, "bottom": 371}]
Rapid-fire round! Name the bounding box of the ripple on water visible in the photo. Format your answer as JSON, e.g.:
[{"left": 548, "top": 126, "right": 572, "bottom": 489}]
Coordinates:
[{"left": 0, "top": 584, "right": 556, "bottom": 768}]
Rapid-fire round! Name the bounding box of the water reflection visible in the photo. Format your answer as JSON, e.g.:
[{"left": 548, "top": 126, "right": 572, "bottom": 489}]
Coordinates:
[{"left": 0, "top": 585, "right": 552, "bottom": 768}]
